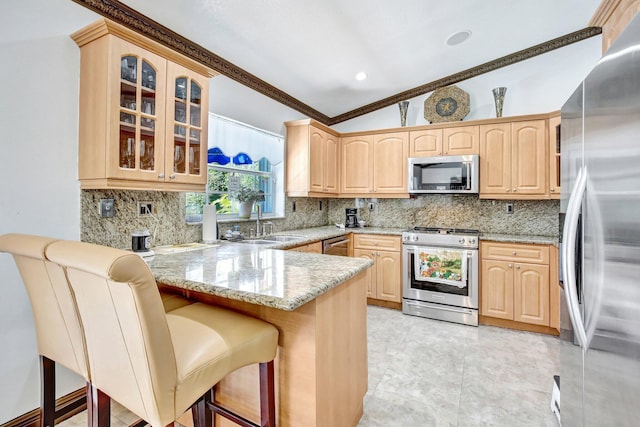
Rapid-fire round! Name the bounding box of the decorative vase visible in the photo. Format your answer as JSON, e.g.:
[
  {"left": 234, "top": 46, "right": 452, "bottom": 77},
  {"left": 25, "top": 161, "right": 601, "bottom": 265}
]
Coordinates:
[
  {"left": 492, "top": 87, "right": 507, "bottom": 118},
  {"left": 238, "top": 201, "right": 254, "bottom": 219},
  {"left": 398, "top": 101, "right": 409, "bottom": 127}
]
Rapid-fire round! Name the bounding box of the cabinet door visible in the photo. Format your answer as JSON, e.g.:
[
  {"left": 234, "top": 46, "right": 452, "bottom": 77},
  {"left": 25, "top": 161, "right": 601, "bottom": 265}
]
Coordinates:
[
  {"left": 443, "top": 126, "right": 479, "bottom": 156},
  {"left": 165, "top": 62, "right": 209, "bottom": 185},
  {"left": 481, "top": 259, "right": 514, "bottom": 320},
  {"left": 511, "top": 120, "right": 547, "bottom": 195},
  {"left": 353, "top": 249, "right": 376, "bottom": 298},
  {"left": 341, "top": 136, "right": 372, "bottom": 193},
  {"left": 479, "top": 123, "right": 511, "bottom": 195},
  {"left": 409, "top": 129, "right": 443, "bottom": 157},
  {"left": 375, "top": 251, "right": 402, "bottom": 302},
  {"left": 108, "top": 38, "right": 167, "bottom": 182},
  {"left": 514, "top": 262, "right": 549, "bottom": 326},
  {"left": 309, "top": 127, "right": 325, "bottom": 192},
  {"left": 548, "top": 115, "right": 561, "bottom": 199},
  {"left": 324, "top": 132, "right": 339, "bottom": 193},
  {"left": 373, "top": 132, "right": 408, "bottom": 193},
  {"left": 306, "top": 241, "right": 323, "bottom": 254}
]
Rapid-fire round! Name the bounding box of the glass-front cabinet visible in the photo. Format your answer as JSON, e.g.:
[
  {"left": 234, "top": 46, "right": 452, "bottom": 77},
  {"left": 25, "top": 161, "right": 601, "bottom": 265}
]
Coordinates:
[
  {"left": 72, "top": 18, "right": 215, "bottom": 191},
  {"left": 166, "top": 63, "right": 209, "bottom": 186}
]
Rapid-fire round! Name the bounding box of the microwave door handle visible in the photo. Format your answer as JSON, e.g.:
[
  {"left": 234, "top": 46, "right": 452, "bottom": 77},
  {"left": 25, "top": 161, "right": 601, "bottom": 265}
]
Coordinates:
[{"left": 465, "top": 162, "right": 471, "bottom": 190}]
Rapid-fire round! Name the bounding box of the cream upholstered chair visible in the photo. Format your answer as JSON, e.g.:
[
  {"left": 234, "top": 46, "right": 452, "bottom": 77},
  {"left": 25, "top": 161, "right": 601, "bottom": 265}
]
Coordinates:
[
  {"left": 0, "top": 233, "right": 193, "bottom": 427},
  {"left": 45, "top": 240, "right": 279, "bottom": 427}
]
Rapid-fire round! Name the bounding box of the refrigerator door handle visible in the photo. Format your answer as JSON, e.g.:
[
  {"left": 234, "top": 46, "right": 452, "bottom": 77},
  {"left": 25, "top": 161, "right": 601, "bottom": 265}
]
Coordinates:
[{"left": 562, "top": 165, "right": 588, "bottom": 348}]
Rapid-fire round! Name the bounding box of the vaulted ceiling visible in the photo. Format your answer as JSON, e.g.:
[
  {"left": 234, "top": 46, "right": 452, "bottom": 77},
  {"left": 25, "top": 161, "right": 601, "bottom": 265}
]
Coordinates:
[{"left": 69, "top": 1, "right": 603, "bottom": 124}]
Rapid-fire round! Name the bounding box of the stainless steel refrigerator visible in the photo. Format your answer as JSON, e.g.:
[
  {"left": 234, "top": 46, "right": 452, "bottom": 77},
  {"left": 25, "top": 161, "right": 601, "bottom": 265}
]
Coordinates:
[{"left": 560, "top": 11, "right": 640, "bottom": 427}]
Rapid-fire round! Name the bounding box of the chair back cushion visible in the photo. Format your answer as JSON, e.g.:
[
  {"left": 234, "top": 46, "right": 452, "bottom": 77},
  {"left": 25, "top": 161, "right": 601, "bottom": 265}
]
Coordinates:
[
  {"left": 46, "top": 240, "right": 178, "bottom": 425},
  {"left": 0, "top": 233, "right": 88, "bottom": 378}
]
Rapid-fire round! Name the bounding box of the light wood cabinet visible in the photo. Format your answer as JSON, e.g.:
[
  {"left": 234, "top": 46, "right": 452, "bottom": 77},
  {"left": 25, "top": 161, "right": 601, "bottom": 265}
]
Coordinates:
[
  {"left": 353, "top": 234, "right": 402, "bottom": 303},
  {"left": 409, "top": 126, "right": 479, "bottom": 157},
  {"left": 479, "top": 120, "right": 548, "bottom": 199},
  {"left": 341, "top": 132, "right": 408, "bottom": 195},
  {"left": 288, "top": 241, "right": 322, "bottom": 254},
  {"left": 285, "top": 120, "right": 339, "bottom": 197},
  {"left": 548, "top": 113, "right": 561, "bottom": 199},
  {"left": 72, "top": 18, "right": 215, "bottom": 191},
  {"left": 590, "top": 0, "right": 640, "bottom": 53},
  {"left": 480, "top": 241, "right": 551, "bottom": 327}
]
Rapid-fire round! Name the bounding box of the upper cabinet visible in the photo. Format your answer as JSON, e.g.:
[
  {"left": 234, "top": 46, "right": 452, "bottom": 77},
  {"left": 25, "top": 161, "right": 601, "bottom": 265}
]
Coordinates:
[
  {"left": 285, "top": 120, "right": 339, "bottom": 197},
  {"left": 479, "top": 120, "right": 548, "bottom": 199},
  {"left": 548, "top": 113, "right": 561, "bottom": 199},
  {"left": 590, "top": 0, "right": 640, "bottom": 53},
  {"left": 71, "top": 19, "right": 216, "bottom": 191},
  {"left": 341, "top": 132, "right": 409, "bottom": 196},
  {"left": 409, "top": 126, "right": 479, "bottom": 157}
]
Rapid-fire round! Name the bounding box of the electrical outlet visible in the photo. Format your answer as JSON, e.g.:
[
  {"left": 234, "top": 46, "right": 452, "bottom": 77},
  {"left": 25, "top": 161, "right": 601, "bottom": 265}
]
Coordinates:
[
  {"left": 506, "top": 203, "right": 514, "bottom": 214},
  {"left": 99, "top": 199, "right": 115, "bottom": 218},
  {"left": 368, "top": 202, "right": 375, "bottom": 211},
  {"left": 292, "top": 201, "right": 296, "bottom": 213},
  {"left": 138, "top": 201, "right": 154, "bottom": 216},
  {"left": 319, "top": 201, "right": 323, "bottom": 211}
]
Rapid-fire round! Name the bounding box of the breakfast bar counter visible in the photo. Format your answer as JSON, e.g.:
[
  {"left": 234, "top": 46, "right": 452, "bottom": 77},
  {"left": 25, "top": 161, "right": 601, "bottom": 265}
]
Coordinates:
[{"left": 147, "top": 242, "right": 373, "bottom": 427}]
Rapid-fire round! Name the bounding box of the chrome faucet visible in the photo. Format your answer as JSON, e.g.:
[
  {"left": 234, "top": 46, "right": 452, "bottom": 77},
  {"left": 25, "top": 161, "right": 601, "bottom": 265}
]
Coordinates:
[{"left": 256, "top": 204, "right": 262, "bottom": 237}]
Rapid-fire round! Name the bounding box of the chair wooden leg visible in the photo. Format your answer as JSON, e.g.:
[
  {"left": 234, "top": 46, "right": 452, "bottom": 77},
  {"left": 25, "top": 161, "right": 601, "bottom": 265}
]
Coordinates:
[
  {"left": 87, "top": 383, "right": 110, "bottom": 427},
  {"left": 259, "top": 361, "right": 276, "bottom": 427},
  {"left": 40, "top": 356, "right": 55, "bottom": 427},
  {"left": 191, "top": 391, "right": 212, "bottom": 427}
]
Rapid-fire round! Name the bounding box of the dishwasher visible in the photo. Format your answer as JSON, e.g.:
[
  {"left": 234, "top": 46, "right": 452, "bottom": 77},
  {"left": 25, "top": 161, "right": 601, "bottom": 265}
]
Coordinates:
[{"left": 322, "top": 235, "right": 350, "bottom": 256}]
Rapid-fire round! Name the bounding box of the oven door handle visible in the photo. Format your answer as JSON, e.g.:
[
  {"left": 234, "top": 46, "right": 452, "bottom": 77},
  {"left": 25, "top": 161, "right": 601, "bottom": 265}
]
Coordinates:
[
  {"left": 405, "top": 300, "right": 474, "bottom": 314},
  {"left": 465, "top": 162, "right": 471, "bottom": 190}
]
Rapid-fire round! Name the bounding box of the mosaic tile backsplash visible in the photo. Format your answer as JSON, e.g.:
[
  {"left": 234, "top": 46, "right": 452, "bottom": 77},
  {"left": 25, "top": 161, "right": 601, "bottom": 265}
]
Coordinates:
[{"left": 81, "top": 191, "right": 558, "bottom": 249}]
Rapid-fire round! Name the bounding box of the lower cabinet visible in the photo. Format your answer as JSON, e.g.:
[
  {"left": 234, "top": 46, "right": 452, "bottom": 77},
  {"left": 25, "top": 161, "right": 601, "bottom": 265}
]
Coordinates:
[
  {"left": 289, "top": 241, "right": 322, "bottom": 253},
  {"left": 480, "top": 241, "right": 552, "bottom": 328},
  {"left": 353, "top": 234, "right": 402, "bottom": 303}
]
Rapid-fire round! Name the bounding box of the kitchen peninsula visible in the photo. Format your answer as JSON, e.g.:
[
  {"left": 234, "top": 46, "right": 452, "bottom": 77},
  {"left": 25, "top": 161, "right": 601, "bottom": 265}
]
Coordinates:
[{"left": 147, "top": 242, "right": 373, "bottom": 427}]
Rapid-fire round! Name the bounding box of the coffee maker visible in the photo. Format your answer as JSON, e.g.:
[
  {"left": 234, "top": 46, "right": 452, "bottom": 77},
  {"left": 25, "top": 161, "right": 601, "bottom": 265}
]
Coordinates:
[{"left": 345, "top": 208, "right": 359, "bottom": 228}]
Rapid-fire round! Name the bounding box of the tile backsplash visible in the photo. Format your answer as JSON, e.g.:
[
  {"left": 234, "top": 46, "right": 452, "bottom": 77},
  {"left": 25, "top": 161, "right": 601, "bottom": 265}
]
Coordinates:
[{"left": 81, "top": 191, "right": 558, "bottom": 249}]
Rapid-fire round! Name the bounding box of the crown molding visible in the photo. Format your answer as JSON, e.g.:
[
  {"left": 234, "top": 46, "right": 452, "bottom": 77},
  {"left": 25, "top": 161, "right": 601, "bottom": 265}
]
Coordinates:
[{"left": 71, "top": 0, "right": 600, "bottom": 127}]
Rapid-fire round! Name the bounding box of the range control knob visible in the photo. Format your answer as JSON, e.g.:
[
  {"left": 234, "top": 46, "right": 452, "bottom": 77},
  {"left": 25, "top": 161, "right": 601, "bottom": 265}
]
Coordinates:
[
  {"left": 403, "top": 235, "right": 410, "bottom": 241},
  {"left": 458, "top": 238, "right": 466, "bottom": 244},
  {"left": 468, "top": 238, "right": 476, "bottom": 245},
  {"left": 412, "top": 235, "right": 419, "bottom": 242}
]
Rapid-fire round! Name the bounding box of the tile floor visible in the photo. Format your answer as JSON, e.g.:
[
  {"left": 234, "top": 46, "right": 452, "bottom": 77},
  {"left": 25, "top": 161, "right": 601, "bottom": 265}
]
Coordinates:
[
  {"left": 59, "top": 306, "right": 560, "bottom": 427},
  {"left": 359, "top": 306, "right": 560, "bottom": 427}
]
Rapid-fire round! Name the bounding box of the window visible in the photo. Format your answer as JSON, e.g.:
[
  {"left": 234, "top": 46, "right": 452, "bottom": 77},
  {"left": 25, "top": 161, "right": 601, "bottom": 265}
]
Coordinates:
[{"left": 186, "top": 114, "right": 284, "bottom": 223}]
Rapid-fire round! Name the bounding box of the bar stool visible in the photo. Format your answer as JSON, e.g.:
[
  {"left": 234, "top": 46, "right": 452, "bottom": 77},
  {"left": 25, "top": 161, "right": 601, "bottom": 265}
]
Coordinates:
[
  {"left": 45, "top": 240, "right": 279, "bottom": 427},
  {"left": 0, "top": 233, "right": 193, "bottom": 427}
]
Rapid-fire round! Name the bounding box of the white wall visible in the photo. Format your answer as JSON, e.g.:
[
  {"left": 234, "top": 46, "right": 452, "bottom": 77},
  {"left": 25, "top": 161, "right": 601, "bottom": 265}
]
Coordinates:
[
  {"left": 0, "top": 35, "right": 86, "bottom": 423},
  {"left": 332, "top": 36, "right": 603, "bottom": 133}
]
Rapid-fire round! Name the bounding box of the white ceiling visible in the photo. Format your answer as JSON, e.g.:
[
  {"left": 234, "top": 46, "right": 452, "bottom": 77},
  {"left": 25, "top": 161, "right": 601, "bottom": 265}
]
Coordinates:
[
  {"left": 3, "top": 0, "right": 603, "bottom": 119},
  {"left": 119, "top": 0, "right": 602, "bottom": 117}
]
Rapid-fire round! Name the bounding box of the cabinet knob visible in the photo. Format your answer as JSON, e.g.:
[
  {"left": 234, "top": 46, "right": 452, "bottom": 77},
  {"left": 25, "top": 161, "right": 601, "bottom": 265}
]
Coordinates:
[
  {"left": 374, "top": 241, "right": 378, "bottom": 245},
  {"left": 158, "top": 173, "right": 165, "bottom": 179},
  {"left": 506, "top": 188, "right": 511, "bottom": 192},
  {"left": 508, "top": 264, "right": 513, "bottom": 268},
  {"left": 512, "top": 251, "right": 516, "bottom": 255},
  {"left": 169, "top": 174, "right": 176, "bottom": 179},
  {"left": 371, "top": 252, "right": 375, "bottom": 257},
  {"left": 444, "top": 151, "right": 448, "bottom": 155},
  {"left": 513, "top": 188, "right": 517, "bottom": 192},
  {"left": 551, "top": 188, "right": 555, "bottom": 192},
  {"left": 515, "top": 264, "right": 521, "bottom": 269}
]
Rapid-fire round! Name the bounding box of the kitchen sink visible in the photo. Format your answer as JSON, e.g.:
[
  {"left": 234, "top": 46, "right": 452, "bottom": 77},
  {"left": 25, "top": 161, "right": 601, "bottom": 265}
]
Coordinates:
[
  {"left": 238, "top": 239, "right": 278, "bottom": 245},
  {"left": 261, "top": 235, "right": 305, "bottom": 242}
]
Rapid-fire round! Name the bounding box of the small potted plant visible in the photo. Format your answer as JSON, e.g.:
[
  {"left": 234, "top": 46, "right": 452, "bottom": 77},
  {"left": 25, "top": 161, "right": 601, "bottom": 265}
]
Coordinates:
[{"left": 232, "top": 186, "right": 263, "bottom": 219}]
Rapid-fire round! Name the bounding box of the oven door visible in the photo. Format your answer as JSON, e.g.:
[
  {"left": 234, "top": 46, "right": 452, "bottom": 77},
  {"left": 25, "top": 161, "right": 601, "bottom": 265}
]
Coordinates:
[{"left": 402, "top": 244, "right": 478, "bottom": 309}]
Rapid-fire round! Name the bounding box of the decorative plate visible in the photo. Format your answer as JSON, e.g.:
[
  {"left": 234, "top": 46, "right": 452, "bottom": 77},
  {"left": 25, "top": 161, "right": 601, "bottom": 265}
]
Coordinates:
[{"left": 424, "top": 85, "right": 470, "bottom": 123}]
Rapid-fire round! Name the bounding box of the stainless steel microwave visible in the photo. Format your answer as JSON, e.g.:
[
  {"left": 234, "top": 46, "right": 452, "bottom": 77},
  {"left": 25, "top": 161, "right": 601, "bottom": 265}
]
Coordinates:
[{"left": 408, "top": 155, "right": 479, "bottom": 194}]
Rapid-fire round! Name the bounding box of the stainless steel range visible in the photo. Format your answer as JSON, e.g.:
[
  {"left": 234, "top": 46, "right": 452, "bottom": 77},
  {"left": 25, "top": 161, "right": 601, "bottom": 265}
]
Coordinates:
[{"left": 402, "top": 227, "right": 479, "bottom": 326}]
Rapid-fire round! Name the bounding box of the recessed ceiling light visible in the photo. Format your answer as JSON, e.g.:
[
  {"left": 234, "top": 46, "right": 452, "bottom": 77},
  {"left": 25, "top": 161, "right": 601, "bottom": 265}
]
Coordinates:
[
  {"left": 354, "top": 72, "right": 368, "bottom": 81},
  {"left": 446, "top": 30, "right": 472, "bottom": 46}
]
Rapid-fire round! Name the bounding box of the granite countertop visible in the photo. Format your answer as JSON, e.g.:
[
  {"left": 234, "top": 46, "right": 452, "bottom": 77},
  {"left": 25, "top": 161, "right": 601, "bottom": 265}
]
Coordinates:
[
  {"left": 480, "top": 233, "right": 558, "bottom": 245},
  {"left": 147, "top": 238, "right": 373, "bottom": 311}
]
